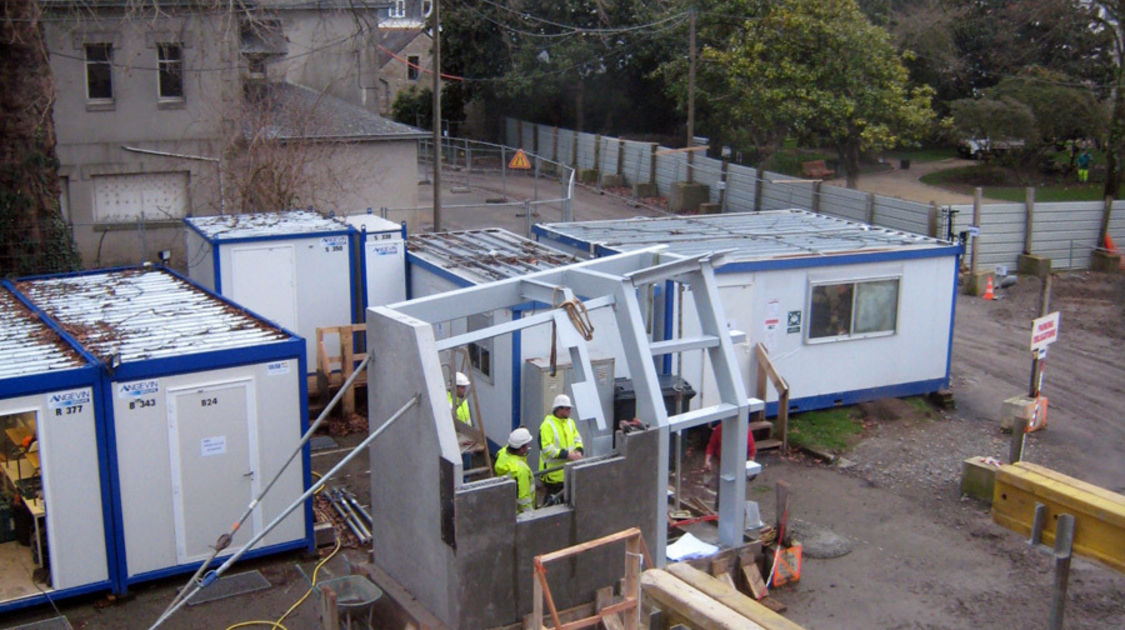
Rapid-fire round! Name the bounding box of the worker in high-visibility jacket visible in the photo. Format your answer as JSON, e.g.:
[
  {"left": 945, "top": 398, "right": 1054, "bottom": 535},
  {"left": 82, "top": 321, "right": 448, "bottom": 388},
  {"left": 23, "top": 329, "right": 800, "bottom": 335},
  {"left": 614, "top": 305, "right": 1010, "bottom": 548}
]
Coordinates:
[
  {"left": 538, "top": 394, "right": 583, "bottom": 498},
  {"left": 494, "top": 427, "right": 534, "bottom": 513},
  {"left": 447, "top": 372, "right": 472, "bottom": 426}
]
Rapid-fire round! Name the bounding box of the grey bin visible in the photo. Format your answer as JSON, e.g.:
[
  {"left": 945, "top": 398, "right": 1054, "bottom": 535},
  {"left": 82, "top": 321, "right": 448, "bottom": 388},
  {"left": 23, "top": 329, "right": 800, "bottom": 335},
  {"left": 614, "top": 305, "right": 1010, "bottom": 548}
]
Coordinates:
[{"left": 317, "top": 575, "right": 383, "bottom": 630}]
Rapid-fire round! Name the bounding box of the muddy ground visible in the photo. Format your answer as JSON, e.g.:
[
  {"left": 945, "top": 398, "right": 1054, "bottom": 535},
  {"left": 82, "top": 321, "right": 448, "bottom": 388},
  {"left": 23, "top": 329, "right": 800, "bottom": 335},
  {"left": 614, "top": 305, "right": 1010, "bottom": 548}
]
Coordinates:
[{"left": 676, "top": 270, "right": 1125, "bottom": 629}]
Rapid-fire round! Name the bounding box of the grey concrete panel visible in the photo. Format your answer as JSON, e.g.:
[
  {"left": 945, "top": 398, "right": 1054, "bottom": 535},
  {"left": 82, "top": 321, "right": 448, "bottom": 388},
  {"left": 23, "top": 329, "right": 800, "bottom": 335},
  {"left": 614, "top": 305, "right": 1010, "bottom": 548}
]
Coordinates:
[
  {"left": 514, "top": 506, "right": 579, "bottom": 613},
  {"left": 455, "top": 478, "right": 518, "bottom": 627},
  {"left": 368, "top": 308, "right": 460, "bottom": 626}
]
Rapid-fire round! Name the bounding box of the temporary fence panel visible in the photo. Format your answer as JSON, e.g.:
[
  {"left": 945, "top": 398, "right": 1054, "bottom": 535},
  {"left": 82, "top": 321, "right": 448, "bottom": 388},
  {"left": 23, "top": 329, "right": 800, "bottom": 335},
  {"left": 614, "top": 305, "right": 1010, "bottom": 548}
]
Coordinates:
[
  {"left": 875, "top": 196, "right": 932, "bottom": 236},
  {"left": 622, "top": 140, "right": 655, "bottom": 186},
  {"left": 556, "top": 129, "right": 576, "bottom": 167},
  {"left": 520, "top": 121, "right": 536, "bottom": 153},
  {"left": 1032, "top": 202, "right": 1104, "bottom": 270},
  {"left": 600, "top": 136, "right": 621, "bottom": 176},
  {"left": 576, "top": 132, "right": 599, "bottom": 172},
  {"left": 817, "top": 185, "right": 869, "bottom": 223},
  {"left": 724, "top": 164, "right": 758, "bottom": 212},
  {"left": 760, "top": 171, "right": 812, "bottom": 210},
  {"left": 692, "top": 155, "right": 724, "bottom": 203},
  {"left": 535, "top": 125, "right": 554, "bottom": 161},
  {"left": 505, "top": 118, "right": 519, "bottom": 149},
  {"left": 974, "top": 203, "right": 1027, "bottom": 269},
  {"left": 653, "top": 147, "right": 680, "bottom": 196}
]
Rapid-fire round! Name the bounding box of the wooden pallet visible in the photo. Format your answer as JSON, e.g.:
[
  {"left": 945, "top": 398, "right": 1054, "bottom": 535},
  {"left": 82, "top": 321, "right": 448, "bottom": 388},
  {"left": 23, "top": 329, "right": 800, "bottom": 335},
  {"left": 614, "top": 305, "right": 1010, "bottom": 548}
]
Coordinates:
[{"left": 312, "top": 324, "right": 368, "bottom": 416}]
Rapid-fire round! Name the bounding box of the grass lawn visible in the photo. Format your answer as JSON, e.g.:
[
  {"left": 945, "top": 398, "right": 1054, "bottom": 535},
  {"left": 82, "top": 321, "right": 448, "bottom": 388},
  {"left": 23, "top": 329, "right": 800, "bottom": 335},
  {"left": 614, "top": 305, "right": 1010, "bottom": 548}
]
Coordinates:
[
  {"left": 787, "top": 407, "right": 864, "bottom": 453},
  {"left": 885, "top": 147, "right": 958, "bottom": 163},
  {"left": 920, "top": 165, "right": 1104, "bottom": 202}
]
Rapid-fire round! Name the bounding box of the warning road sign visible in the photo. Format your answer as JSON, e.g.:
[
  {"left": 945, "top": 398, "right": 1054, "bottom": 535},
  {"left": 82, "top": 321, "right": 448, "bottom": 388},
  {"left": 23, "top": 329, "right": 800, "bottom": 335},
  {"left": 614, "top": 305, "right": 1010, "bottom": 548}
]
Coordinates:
[{"left": 508, "top": 149, "right": 531, "bottom": 170}]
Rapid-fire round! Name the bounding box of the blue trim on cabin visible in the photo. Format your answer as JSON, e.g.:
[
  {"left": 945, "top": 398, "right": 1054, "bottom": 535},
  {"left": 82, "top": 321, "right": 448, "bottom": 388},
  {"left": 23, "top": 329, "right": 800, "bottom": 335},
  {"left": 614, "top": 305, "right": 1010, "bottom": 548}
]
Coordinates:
[
  {"left": 99, "top": 373, "right": 129, "bottom": 595},
  {"left": 106, "top": 340, "right": 303, "bottom": 382},
  {"left": 0, "top": 579, "right": 115, "bottom": 615},
  {"left": 944, "top": 250, "right": 962, "bottom": 388},
  {"left": 124, "top": 539, "right": 309, "bottom": 586},
  {"left": 532, "top": 226, "right": 596, "bottom": 255},
  {"left": 0, "top": 366, "right": 94, "bottom": 399},
  {"left": 298, "top": 349, "right": 315, "bottom": 552},
  {"left": 711, "top": 245, "right": 961, "bottom": 273},
  {"left": 356, "top": 227, "right": 370, "bottom": 319},
  {"left": 212, "top": 239, "right": 223, "bottom": 294},
  {"left": 764, "top": 377, "right": 949, "bottom": 417},
  {"left": 511, "top": 309, "right": 523, "bottom": 430},
  {"left": 406, "top": 252, "right": 476, "bottom": 289}
]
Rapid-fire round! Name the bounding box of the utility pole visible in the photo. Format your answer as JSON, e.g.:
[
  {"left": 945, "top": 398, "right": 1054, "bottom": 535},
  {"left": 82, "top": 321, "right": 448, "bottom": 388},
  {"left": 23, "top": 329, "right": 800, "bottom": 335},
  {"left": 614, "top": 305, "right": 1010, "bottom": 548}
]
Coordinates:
[
  {"left": 687, "top": 7, "right": 696, "bottom": 183},
  {"left": 431, "top": 0, "right": 443, "bottom": 231}
]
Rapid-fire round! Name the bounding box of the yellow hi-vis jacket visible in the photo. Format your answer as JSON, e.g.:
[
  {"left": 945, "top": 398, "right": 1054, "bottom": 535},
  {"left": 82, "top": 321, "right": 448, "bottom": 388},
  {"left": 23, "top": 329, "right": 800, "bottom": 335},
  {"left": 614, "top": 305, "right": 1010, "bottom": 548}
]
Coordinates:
[
  {"left": 494, "top": 446, "right": 533, "bottom": 513},
  {"left": 539, "top": 413, "right": 583, "bottom": 484},
  {"left": 447, "top": 392, "right": 471, "bottom": 425}
]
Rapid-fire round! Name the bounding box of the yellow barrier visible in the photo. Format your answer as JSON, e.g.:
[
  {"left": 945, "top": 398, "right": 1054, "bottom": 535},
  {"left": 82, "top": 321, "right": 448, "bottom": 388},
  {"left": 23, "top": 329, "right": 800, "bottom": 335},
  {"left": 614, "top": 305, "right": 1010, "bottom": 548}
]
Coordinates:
[{"left": 992, "top": 462, "right": 1125, "bottom": 573}]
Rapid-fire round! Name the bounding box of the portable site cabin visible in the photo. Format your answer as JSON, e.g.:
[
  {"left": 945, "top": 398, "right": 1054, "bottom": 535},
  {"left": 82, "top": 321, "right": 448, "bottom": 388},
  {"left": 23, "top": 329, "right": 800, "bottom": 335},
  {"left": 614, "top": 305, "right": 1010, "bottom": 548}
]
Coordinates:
[
  {"left": 184, "top": 210, "right": 360, "bottom": 373},
  {"left": 339, "top": 212, "right": 407, "bottom": 310},
  {"left": 406, "top": 228, "right": 635, "bottom": 458},
  {"left": 0, "top": 287, "right": 114, "bottom": 613},
  {"left": 11, "top": 267, "right": 312, "bottom": 589},
  {"left": 534, "top": 210, "right": 961, "bottom": 414}
]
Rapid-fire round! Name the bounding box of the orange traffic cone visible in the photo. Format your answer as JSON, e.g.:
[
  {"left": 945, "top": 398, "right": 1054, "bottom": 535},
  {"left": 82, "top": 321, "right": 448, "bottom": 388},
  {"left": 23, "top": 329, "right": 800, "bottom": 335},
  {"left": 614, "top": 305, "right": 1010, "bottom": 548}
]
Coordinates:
[
  {"left": 1108, "top": 235, "right": 1125, "bottom": 270},
  {"left": 982, "top": 275, "right": 995, "bottom": 300}
]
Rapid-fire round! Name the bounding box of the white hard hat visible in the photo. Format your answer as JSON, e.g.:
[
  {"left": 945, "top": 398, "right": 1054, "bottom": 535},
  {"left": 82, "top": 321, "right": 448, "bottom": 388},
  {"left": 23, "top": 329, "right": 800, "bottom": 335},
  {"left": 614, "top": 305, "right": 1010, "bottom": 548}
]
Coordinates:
[
  {"left": 455, "top": 372, "right": 471, "bottom": 387},
  {"left": 552, "top": 394, "right": 572, "bottom": 409},
  {"left": 508, "top": 427, "right": 533, "bottom": 449}
]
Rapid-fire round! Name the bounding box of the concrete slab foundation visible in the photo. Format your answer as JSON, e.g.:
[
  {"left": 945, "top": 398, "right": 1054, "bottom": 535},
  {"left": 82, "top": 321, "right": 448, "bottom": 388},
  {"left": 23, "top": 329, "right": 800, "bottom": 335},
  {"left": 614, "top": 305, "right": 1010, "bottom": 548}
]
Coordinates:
[
  {"left": 1091, "top": 249, "right": 1122, "bottom": 273},
  {"left": 1017, "top": 254, "right": 1051, "bottom": 278},
  {"left": 670, "top": 182, "right": 709, "bottom": 213}
]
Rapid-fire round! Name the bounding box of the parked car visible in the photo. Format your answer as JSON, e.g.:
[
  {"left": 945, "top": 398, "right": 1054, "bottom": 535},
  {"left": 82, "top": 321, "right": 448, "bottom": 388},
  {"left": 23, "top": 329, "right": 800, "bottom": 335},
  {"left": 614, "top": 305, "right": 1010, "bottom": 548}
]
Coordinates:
[{"left": 958, "top": 137, "right": 1026, "bottom": 160}]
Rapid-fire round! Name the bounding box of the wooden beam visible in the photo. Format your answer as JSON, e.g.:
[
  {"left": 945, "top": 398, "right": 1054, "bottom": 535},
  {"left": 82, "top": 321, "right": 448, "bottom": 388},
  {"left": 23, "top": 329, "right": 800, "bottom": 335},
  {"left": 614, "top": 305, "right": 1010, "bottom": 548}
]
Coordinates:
[
  {"left": 640, "top": 569, "right": 767, "bottom": 630},
  {"left": 665, "top": 563, "right": 806, "bottom": 630},
  {"left": 654, "top": 145, "right": 709, "bottom": 156}
]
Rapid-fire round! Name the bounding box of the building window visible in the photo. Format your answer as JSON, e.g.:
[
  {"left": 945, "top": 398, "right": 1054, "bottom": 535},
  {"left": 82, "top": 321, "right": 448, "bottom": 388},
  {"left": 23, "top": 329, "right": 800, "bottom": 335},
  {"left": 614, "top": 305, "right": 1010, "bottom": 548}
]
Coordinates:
[
  {"left": 422, "top": 0, "right": 433, "bottom": 17},
  {"left": 85, "top": 43, "right": 113, "bottom": 102},
  {"left": 93, "top": 172, "right": 189, "bottom": 223},
  {"left": 407, "top": 55, "right": 420, "bottom": 80},
  {"left": 390, "top": 0, "right": 405, "bottom": 18},
  {"left": 157, "top": 43, "right": 184, "bottom": 101},
  {"left": 467, "top": 312, "right": 493, "bottom": 381},
  {"left": 807, "top": 278, "right": 899, "bottom": 341}
]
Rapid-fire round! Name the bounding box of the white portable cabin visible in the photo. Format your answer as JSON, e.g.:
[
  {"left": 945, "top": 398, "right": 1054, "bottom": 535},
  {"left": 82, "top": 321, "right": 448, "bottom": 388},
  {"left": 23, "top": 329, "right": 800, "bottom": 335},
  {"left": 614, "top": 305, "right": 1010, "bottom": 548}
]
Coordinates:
[
  {"left": 339, "top": 212, "right": 407, "bottom": 312},
  {"left": 12, "top": 267, "right": 312, "bottom": 589},
  {"left": 534, "top": 210, "right": 961, "bottom": 414},
  {"left": 0, "top": 286, "right": 114, "bottom": 613},
  {"left": 184, "top": 210, "right": 359, "bottom": 372},
  {"left": 406, "top": 229, "right": 631, "bottom": 458}
]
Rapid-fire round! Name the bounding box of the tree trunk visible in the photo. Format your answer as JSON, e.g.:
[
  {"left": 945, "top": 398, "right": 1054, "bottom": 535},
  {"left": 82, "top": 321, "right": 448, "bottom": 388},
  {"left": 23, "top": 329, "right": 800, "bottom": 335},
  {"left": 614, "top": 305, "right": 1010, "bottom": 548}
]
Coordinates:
[
  {"left": 840, "top": 142, "right": 861, "bottom": 189},
  {"left": 1104, "top": 75, "right": 1125, "bottom": 199},
  {"left": 0, "top": 0, "right": 78, "bottom": 275}
]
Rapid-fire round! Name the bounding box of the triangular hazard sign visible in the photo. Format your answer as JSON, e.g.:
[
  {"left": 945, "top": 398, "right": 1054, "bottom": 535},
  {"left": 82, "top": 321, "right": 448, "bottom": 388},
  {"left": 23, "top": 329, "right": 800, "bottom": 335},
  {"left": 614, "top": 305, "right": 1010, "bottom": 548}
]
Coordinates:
[{"left": 508, "top": 149, "right": 532, "bottom": 170}]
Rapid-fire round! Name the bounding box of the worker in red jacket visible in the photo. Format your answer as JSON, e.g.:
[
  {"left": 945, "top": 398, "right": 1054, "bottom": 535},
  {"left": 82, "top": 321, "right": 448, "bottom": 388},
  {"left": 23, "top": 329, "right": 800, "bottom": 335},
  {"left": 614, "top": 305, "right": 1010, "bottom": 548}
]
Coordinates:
[
  {"left": 703, "top": 421, "right": 757, "bottom": 509},
  {"left": 703, "top": 421, "right": 756, "bottom": 473}
]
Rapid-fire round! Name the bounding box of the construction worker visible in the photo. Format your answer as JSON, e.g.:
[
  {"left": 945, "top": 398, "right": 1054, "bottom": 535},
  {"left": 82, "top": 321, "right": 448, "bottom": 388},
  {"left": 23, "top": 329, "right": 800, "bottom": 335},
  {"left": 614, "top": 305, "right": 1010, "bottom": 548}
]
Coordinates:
[
  {"left": 539, "top": 394, "right": 583, "bottom": 498},
  {"left": 495, "top": 427, "right": 534, "bottom": 513},
  {"left": 447, "top": 372, "right": 472, "bottom": 425}
]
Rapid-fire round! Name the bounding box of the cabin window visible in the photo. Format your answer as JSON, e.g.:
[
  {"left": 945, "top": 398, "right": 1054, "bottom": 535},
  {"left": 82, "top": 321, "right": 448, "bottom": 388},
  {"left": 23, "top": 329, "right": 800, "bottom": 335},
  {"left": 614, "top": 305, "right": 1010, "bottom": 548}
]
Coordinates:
[
  {"left": 807, "top": 278, "right": 899, "bottom": 341},
  {"left": 467, "top": 312, "right": 493, "bottom": 382}
]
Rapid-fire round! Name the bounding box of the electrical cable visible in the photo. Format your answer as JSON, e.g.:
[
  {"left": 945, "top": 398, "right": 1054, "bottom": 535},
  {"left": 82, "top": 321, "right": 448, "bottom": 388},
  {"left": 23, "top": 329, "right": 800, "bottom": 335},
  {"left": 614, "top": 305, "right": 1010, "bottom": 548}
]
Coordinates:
[{"left": 223, "top": 531, "right": 342, "bottom": 630}]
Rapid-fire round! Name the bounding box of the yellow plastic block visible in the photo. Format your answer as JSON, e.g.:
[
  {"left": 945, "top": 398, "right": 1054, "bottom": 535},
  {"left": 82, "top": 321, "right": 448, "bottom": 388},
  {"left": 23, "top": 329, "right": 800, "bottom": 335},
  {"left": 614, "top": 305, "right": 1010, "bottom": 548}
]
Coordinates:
[{"left": 992, "top": 462, "right": 1125, "bottom": 573}]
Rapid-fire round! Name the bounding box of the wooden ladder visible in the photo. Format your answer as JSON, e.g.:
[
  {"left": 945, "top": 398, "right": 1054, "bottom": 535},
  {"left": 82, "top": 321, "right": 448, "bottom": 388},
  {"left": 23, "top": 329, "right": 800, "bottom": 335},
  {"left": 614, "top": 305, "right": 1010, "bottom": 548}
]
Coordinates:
[{"left": 753, "top": 343, "right": 790, "bottom": 454}]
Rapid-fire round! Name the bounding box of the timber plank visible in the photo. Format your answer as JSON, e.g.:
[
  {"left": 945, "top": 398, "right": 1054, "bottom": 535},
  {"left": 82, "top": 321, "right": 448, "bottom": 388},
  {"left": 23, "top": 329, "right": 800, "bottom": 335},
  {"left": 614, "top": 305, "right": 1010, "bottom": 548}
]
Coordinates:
[
  {"left": 666, "top": 563, "right": 805, "bottom": 630},
  {"left": 640, "top": 569, "right": 766, "bottom": 630}
]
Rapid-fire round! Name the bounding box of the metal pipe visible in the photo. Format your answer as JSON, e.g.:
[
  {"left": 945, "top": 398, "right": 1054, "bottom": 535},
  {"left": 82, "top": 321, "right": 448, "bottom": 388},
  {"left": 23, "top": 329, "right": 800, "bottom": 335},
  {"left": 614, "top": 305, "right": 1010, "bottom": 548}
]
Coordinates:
[
  {"left": 328, "top": 489, "right": 366, "bottom": 543},
  {"left": 344, "top": 490, "right": 373, "bottom": 526},
  {"left": 335, "top": 488, "right": 371, "bottom": 542},
  {"left": 147, "top": 393, "right": 419, "bottom": 630}
]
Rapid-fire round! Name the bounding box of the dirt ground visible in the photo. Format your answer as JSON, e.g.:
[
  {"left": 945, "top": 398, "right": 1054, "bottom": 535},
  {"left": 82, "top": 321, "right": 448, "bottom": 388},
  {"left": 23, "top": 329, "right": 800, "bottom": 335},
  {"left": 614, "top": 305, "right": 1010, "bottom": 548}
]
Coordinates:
[
  {"left": 825, "top": 158, "right": 978, "bottom": 205},
  {"left": 5, "top": 168, "right": 1125, "bottom": 630}
]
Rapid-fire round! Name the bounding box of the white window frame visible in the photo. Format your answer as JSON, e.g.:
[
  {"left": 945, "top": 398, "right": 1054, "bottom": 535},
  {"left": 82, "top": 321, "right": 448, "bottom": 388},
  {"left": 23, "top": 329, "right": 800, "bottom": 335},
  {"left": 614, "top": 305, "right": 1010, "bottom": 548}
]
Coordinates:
[
  {"left": 805, "top": 274, "right": 901, "bottom": 344},
  {"left": 157, "top": 43, "right": 184, "bottom": 102},
  {"left": 390, "top": 0, "right": 406, "bottom": 18},
  {"left": 85, "top": 43, "right": 114, "bottom": 104},
  {"left": 422, "top": 0, "right": 433, "bottom": 17},
  {"left": 467, "top": 312, "right": 494, "bottom": 383}
]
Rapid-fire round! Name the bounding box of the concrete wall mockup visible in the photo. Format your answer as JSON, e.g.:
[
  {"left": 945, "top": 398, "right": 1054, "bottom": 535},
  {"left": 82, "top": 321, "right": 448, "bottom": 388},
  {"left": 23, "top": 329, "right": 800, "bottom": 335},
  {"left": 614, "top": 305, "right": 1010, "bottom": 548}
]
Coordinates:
[{"left": 454, "top": 428, "right": 660, "bottom": 629}]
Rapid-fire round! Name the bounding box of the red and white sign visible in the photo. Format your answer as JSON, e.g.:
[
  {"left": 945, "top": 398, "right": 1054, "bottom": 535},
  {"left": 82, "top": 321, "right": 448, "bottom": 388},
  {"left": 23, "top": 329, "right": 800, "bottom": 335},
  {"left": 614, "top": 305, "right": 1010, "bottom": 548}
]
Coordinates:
[{"left": 1029, "top": 311, "right": 1060, "bottom": 352}]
